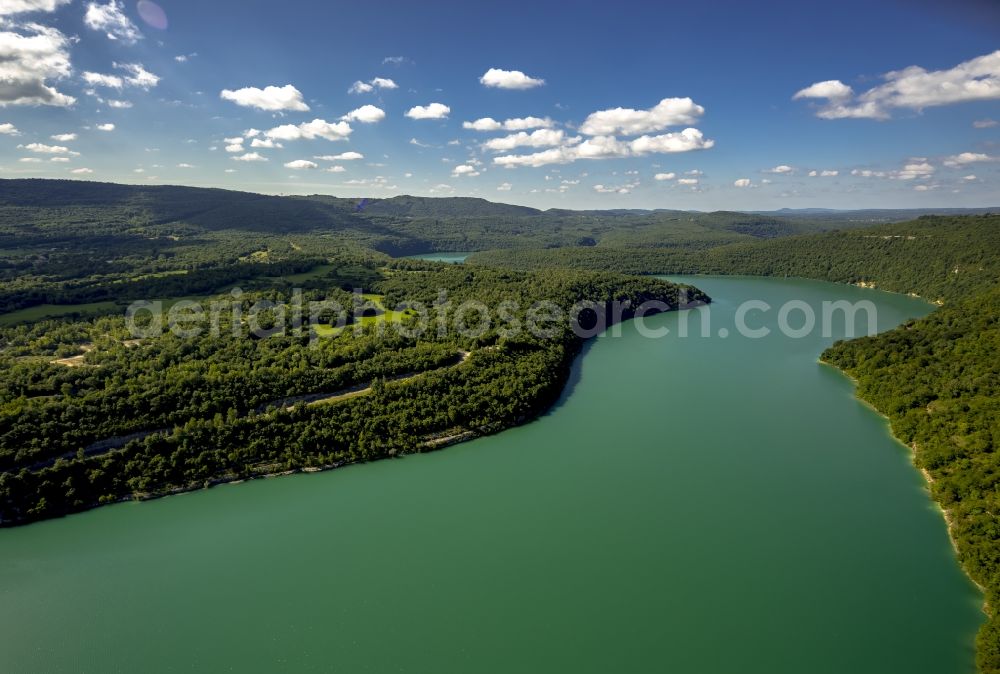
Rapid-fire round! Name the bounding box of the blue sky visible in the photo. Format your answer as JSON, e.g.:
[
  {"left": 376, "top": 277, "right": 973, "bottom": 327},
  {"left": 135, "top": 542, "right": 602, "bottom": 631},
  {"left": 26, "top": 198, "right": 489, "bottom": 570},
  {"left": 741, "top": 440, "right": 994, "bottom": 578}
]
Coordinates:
[{"left": 2, "top": 0, "right": 999, "bottom": 209}]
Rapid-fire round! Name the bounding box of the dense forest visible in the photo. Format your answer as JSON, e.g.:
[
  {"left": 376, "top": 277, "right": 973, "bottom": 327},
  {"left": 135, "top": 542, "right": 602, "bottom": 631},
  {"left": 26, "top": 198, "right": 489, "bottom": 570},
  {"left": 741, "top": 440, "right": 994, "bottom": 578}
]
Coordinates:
[{"left": 0, "top": 263, "right": 706, "bottom": 525}]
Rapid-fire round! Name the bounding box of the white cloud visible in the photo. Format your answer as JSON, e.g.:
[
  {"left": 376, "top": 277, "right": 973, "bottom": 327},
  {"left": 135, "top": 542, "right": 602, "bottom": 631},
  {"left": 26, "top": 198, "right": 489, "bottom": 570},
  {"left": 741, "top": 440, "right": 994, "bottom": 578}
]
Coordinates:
[
  {"left": 70, "top": 167, "right": 93, "bottom": 174},
  {"left": 382, "top": 56, "right": 408, "bottom": 65},
  {"left": 220, "top": 84, "right": 309, "bottom": 112},
  {"left": 807, "top": 169, "right": 839, "bottom": 177},
  {"left": 324, "top": 165, "right": 345, "bottom": 173},
  {"left": 734, "top": 178, "right": 751, "bottom": 187},
  {"left": 593, "top": 183, "right": 636, "bottom": 194},
  {"left": 84, "top": 1, "right": 142, "bottom": 44},
  {"left": 341, "top": 104, "right": 385, "bottom": 123},
  {"left": 654, "top": 172, "right": 676, "bottom": 181},
  {"left": 894, "top": 161, "right": 934, "bottom": 180},
  {"left": 493, "top": 129, "right": 713, "bottom": 168},
  {"left": 284, "top": 159, "right": 318, "bottom": 170},
  {"left": 21, "top": 142, "right": 76, "bottom": 154},
  {"left": 232, "top": 152, "right": 267, "bottom": 162},
  {"left": 913, "top": 184, "right": 937, "bottom": 191},
  {"left": 764, "top": 165, "right": 793, "bottom": 174},
  {"left": 0, "top": 0, "right": 71, "bottom": 15},
  {"left": 82, "top": 72, "right": 123, "bottom": 89},
  {"left": 114, "top": 62, "right": 159, "bottom": 89},
  {"left": 497, "top": 182, "right": 512, "bottom": 191},
  {"left": 973, "top": 118, "right": 998, "bottom": 129},
  {"left": 793, "top": 80, "right": 854, "bottom": 101},
  {"left": 943, "top": 152, "right": 993, "bottom": 167},
  {"left": 480, "top": 68, "right": 544, "bottom": 90},
  {"left": 107, "top": 99, "right": 132, "bottom": 108},
  {"left": 851, "top": 169, "right": 887, "bottom": 178},
  {"left": 463, "top": 117, "right": 502, "bottom": 131},
  {"left": 265, "top": 119, "right": 352, "bottom": 142},
  {"left": 174, "top": 53, "right": 197, "bottom": 63},
  {"left": 0, "top": 22, "right": 75, "bottom": 106},
  {"left": 483, "top": 129, "right": 574, "bottom": 152},
  {"left": 795, "top": 50, "right": 1000, "bottom": 119},
  {"left": 580, "top": 98, "right": 704, "bottom": 136},
  {"left": 244, "top": 128, "right": 261, "bottom": 138},
  {"left": 677, "top": 178, "right": 699, "bottom": 185},
  {"left": 348, "top": 77, "right": 397, "bottom": 94},
  {"left": 49, "top": 156, "right": 69, "bottom": 162},
  {"left": 225, "top": 143, "right": 244, "bottom": 153},
  {"left": 452, "top": 164, "right": 480, "bottom": 177},
  {"left": 0, "top": 123, "right": 19, "bottom": 134},
  {"left": 97, "top": 123, "right": 115, "bottom": 131},
  {"left": 177, "top": 163, "right": 194, "bottom": 168},
  {"left": 963, "top": 174, "right": 978, "bottom": 181},
  {"left": 250, "top": 137, "right": 281, "bottom": 149},
  {"left": 409, "top": 137, "right": 433, "bottom": 148},
  {"left": 19, "top": 157, "right": 41, "bottom": 162},
  {"left": 502, "top": 116, "right": 553, "bottom": 130},
  {"left": 462, "top": 116, "right": 554, "bottom": 132},
  {"left": 50, "top": 132, "right": 75, "bottom": 141},
  {"left": 315, "top": 151, "right": 363, "bottom": 161},
  {"left": 405, "top": 102, "right": 450, "bottom": 120}
]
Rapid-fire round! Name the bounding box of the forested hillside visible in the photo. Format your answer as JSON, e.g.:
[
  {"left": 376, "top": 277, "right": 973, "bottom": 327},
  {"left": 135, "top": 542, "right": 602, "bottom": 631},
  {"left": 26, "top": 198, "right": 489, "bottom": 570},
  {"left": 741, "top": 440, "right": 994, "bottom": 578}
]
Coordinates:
[{"left": 0, "top": 265, "right": 706, "bottom": 526}]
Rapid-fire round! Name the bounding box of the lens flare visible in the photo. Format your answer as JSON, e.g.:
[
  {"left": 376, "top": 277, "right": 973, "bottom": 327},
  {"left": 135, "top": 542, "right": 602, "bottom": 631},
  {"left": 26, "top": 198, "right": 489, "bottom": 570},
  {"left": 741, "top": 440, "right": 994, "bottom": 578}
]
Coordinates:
[{"left": 136, "top": 0, "right": 168, "bottom": 30}]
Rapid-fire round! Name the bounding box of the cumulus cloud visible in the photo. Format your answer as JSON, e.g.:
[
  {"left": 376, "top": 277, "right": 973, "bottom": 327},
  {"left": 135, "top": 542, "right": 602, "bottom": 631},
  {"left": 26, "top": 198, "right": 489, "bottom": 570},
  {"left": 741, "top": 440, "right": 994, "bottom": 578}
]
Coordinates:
[
  {"left": 943, "top": 152, "right": 993, "bottom": 167},
  {"left": 84, "top": 1, "right": 142, "bottom": 44},
  {"left": 220, "top": 84, "right": 309, "bottom": 112},
  {"left": 97, "top": 123, "right": 115, "bottom": 131},
  {"left": 580, "top": 98, "right": 704, "bottom": 136},
  {"left": 734, "top": 178, "right": 751, "bottom": 187},
  {"left": 894, "top": 161, "right": 934, "bottom": 180},
  {"left": 483, "top": 129, "right": 574, "bottom": 152},
  {"left": 677, "top": 178, "right": 699, "bottom": 185},
  {"left": 807, "top": 169, "right": 839, "bottom": 177},
  {"left": 264, "top": 119, "right": 352, "bottom": 142},
  {"left": 70, "top": 167, "right": 93, "bottom": 174},
  {"left": 480, "top": 68, "right": 544, "bottom": 89},
  {"left": 973, "top": 118, "right": 998, "bottom": 129},
  {"left": 0, "top": 22, "right": 75, "bottom": 106},
  {"left": 794, "top": 50, "right": 1000, "bottom": 119},
  {"left": 406, "top": 102, "right": 450, "bottom": 120},
  {"left": 963, "top": 174, "right": 978, "bottom": 181},
  {"left": 452, "top": 164, "right": 480, "bottom": 177},
  {"left": 107, "top": 99, "right": 132, "bottom": 108},
  {"left": 341, "top": 104, "right": 385, "bottom": 123},
  {"left": 50, "top": 132, "right": 75, "bottom": 141},
  {"left": 83, "top": 72, "right": 124, "bottom": 89},
  {"left": 348, "top": 77, "right": 397, "bottom": 94},
  {"left": 493, "top": 129, "right": 712, "bottom": 167},
  {"left": 232, "top": 152, "right": 267, "bottom": 162},
  {"left": 0, "top": 123, "right": 18, "bottom": 134},
  {"left": 654, "top": 172, "right": 676, "bottom": 181},
  {"left": 323, "top": 165, "right": 345, "bottom": 173},
  {"left": 0, "top": 0, "right": 72, "bottom": 15},
  {"left": 314, "top": 151, "right": 363, "bottom": 161},
  {"left": 284, "top": 159, "right": 318, "bottom": 169},
  {"left": 496, "top": 182, "right": 512, "bottom": 191},
  {"left": 250, "top": 138, "right": 281, "bottom": 148},
  {"left": 20, "top": 142, "right": 77, "bottom": 154},
  {"left": 463, "top": 116, "right": 553, "bottom": 132},
  {"left": 115, "top": 62, "right": 159, "bottom": 89},
  {"left": 764, "top": 165, "right": 793, "bottom": 174},
  {"left": 851, "top": 169, "right": 888, "bottom": 178}
]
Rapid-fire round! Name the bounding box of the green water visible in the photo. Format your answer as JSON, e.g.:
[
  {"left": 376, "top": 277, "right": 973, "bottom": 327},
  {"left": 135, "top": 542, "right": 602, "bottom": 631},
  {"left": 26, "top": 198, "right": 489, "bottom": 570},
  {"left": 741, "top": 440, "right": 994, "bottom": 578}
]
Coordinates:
[
  {"left": 0, "top": 277, "right": 983, "bottom": 673},
  {"left": 405, "top": 251, "right": 470, "bottom": 263}
]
